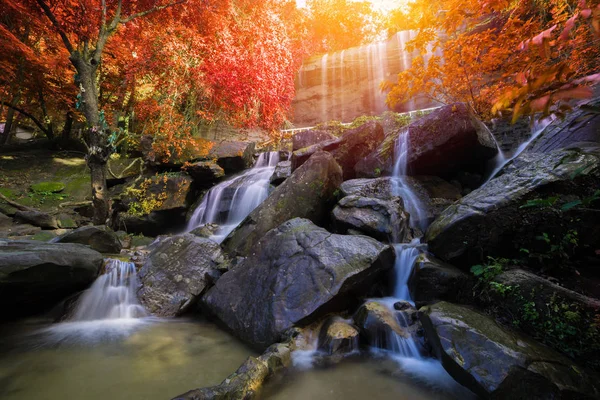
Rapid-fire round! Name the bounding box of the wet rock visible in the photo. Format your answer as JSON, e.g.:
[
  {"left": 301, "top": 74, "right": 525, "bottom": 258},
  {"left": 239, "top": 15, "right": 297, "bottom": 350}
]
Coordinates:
[
  {"left": 189, "top": 223, "right": 219, "bottom": 238},
  {"left": 292, "top": 129, "right": 337, "bottom": 151},
  {"left": 354, "top": 149, "right": 394, "bottom": 178},
  {"left": 353, "top": 300, "right": 410, "bottom": 349},
  {"left": 426, "top": 146, "right": 600, "bottom": 266},
  {"left": 203, "top": 218, "right": 394, "bottom": 348},
  {"left": 270, "top": 160, "right": 292, "bottom": 186},
  {"left": 0, "top": 239, "right": 103, "bottom": 320},
  {"left": 331, "top": 195, "right": 410, "bottom": 242},
  {"left": 420, "top": 301, "right": 599, "bottom": 399},
  {"left": 114, "top": 209, "right": 187, "bottom": 237},
  {"left": 209, "top": 141, "right": 255, "bottom": 173},
  {"left": 53, "top": 225, "right": 122, "bottom": 254},
  {"left": 173, "top": 339, "right": 294, "bottom": 400},
  {"left": 291, "top": 121, "right": 384, "bottom": 180},
  {"left": 223, "top": 151, "right": 342, "bottom": 257},
  {"left": 14, "top": 210, "right": 59, "bottom": 229},
  {"left": 184, "top": 161, "right": 225, "bottom": 185},
  {"left": 138, "top": 234, "right": 230, "bottom": 317},
  {"left": 339, "top": 176, "right": 461, "bottom": 229},
  {"left": 408, "top": 253, "right": 474, "bottom": 308},
  {"left": 490, "top": 269, "right": 600, "bottom": 370},
  {"left": 317, "top": 317, "right": 360, "bottom": 356}
]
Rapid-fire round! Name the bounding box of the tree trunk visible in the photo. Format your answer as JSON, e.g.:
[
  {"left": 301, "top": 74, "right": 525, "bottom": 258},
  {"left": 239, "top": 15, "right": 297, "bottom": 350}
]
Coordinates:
[
  {"left": 1, "top": 106, "right": 16, "bottom": 145},
  {"left": 61, "top": 111, "right": 74, "bottom": 141}
]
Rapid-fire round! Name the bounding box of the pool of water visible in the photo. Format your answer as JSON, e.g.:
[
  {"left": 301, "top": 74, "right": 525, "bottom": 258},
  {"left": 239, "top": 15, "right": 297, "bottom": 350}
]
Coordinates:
[{"left": 0, "top": 318, "right": 255, "bottom": 400}]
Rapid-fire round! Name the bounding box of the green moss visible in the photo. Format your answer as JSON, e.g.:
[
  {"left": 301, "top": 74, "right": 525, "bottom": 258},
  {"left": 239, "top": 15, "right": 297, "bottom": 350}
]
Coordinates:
[
  {"left": 31, "top": 231, "right": 59, "bottom": 242},
  {"left": 0, "top": 187, "right": 14, "bottom": 198},
  {"left": 31, "top": 182, "right": 65, "bottom": 193}
]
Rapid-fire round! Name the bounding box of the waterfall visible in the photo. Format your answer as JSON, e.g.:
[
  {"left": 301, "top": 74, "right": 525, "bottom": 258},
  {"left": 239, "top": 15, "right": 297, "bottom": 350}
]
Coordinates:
[
  {"left": 392, "top": 128, "right": 429, "bottom": 233},
  {"left": 72, "top": 260, "right": 147, "bottom": 321},
  {"left": 187, "top": 152, "right": 280, "bottom": 242}
]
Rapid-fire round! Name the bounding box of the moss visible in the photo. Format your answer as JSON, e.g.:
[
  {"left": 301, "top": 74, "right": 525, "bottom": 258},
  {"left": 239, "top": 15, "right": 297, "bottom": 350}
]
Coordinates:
[
  {"left": 31, "top": 231, "right": 59, "bottom": 242},
  {"left": 30, "top": 182, "right": 65, "bottom": 193},
  {"left": 0, "top": 187, "right": 14, "bottom": 198}
]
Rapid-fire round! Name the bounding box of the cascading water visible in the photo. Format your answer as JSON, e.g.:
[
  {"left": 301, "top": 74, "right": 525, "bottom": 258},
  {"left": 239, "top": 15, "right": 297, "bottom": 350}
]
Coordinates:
[
  {"left": 187, "top": 152, "right": 280, "bottom": 242},
  {"left": 44, "top": 259, "right": 150, "bottom": 342}
]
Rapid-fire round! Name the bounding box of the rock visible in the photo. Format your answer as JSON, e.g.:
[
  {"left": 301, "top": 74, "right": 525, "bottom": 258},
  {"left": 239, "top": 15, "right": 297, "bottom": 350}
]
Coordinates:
[
  {"left": 189, "top": 223, "right": 219, "bottom": 238},
  {"left": 30, "top": 181, "right": 65, "bottom": 193},
  {"left": 354, "top": 149, "right": 394, "bottom": 178},
  {"left": 173, "top": 339, "right": 294, "bottom": 400},
  {"left": 5, "top": 224, "right": 41, "bottom": 238},
  {"left": 114, "top": 209, "right": 187, "bottom": 237},
  {"left": 138, "top": 234, "right": 230, "bottom": 317},
  {"left": 223, "top": 151, "right": 343, "bottom": 257},
  {"left": 107, "top": 157, "right": 143, "bottom": 181},
  {"left": 209, "top": 141, "right": 255, "bottom": 173},
  {"left": 0, "top": 212, "right": 12, "bottom": 232},
  {"left": 339, "top": 176, "right": 461, "bottom": 229},
  {"left": 53, "top": 225, "right": 122, "bottom": 254},
  {"left": 270, "top": 160, "right": 292, "bottom": 186},
  {"left": 0, "top": 240, "right": 103, "bottom": 320},
  {"left": 292, "top": 129, "right": 337, "bottom": 151},
  {"left": 317, "top": 317, "right": 360, "bottom": 356},
  {"left": 425, "top": 146, "right": 600, "bottom": 266},
  {"left": 14, "top": 210, "right": 59, "bottom": 229},
  {"left": 527, "top": 95, "right": 600, "bottom": 153},
  {"left": 353, "top": 300, "right": 410, "bottom": 349},
  {"left": 420, "top": 302, "right": 599, "bottom": 399},
  {"left": 291, "top": 121, "right": 384, "bottom": 180},
  {"left": 203, "top": 218, "right": 394, "bottom": 348},
  {"left": 403, "top": 103, "right": 498, "bottom": 176},
  {"left": 184, "top": 161, "right": 225, "bottom": 185},
  {"left": 408, "top": 253, "right": 474, "bottom": 308},
  {"left": 490, "top": 269, "right": 600, "bottom": 370},
  {"left": 331, "top": 195, "right": 410, "bottom": 242},
  {"left": 56, "top": 213, "right": 78, "bottom": 229}
]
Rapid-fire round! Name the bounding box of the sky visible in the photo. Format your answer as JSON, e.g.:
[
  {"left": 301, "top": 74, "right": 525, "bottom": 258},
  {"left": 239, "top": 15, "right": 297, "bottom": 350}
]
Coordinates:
[{"left": 295, "top": 0, "right": 401, "bottom": 11}]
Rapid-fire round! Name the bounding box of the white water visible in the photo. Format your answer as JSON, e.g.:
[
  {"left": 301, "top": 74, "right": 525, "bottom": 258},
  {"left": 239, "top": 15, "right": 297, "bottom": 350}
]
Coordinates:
[
  {"left": 44, "top": 259, "right": 151, "bottom": 343},
  {"left": 187, "top": 152, "right": 280, "bottom": 242},
  {"left": 485, "top": 116, "right": 555, "bottom": 183}
]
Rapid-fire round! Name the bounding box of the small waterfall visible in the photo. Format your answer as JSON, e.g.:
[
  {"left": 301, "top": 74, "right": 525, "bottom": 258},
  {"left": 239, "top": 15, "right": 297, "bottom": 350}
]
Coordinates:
[
  {"left": 187, "top": 152, "right": 280, "bottom": 242},
  {"left": 485, "top": 116, "right": 555, "bottom": 183},
  {"left": 392, "top": 128, "right": 429, "bottom": 233},
  {"left": 72, "top": 260, "right": 147, "bottom": 321},
  {"left": 392, "top": 241, "right": 423, "bottom": 301}
]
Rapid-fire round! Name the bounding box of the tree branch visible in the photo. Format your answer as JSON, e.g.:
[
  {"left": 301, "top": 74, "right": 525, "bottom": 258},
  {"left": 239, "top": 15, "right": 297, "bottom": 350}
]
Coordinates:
[
  {"left": 0, "top": 101, "right": 51, "bottom": 137},
  {"left": 0, "top": 192, "right": 36, "bottom": 212},
  {"left": 35, "top": 0, "right": 75, "bottom": 53},
  {"left": 120, "top": 0, "right": 187, "bottom": 24}
]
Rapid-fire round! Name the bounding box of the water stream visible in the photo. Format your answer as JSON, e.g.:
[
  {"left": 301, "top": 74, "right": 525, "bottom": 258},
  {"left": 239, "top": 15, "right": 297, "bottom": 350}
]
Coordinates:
[{"left": 187, "top": 151, "right": 280, "bottom": 242}]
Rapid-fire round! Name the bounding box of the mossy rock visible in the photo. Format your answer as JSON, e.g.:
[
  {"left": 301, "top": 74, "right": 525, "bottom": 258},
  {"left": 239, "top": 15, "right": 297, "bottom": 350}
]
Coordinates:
[
  {"left": 30, "top": 182, "right": 65, "bottom": 194},
  {"left": 31, "top": 230, "right": 61, "bottom": 242}
]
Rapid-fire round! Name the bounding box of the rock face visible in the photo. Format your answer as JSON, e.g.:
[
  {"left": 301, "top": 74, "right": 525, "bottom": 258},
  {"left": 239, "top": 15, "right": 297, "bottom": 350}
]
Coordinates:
[
  {"left": 426, "top": 146, "right": 600, "bottom": 266},
  {"left": 138, "top": 234, "right": 230, "bottom": 317},
  {"left": 292, "top": 129, "right": 337, "bottom": 151},
  {"left": 339, "top": 176, "right": 461, "bottom": 229},
  {"left": 223, "top": 151, "right": 342, "bottom": 257},
  {"left": 203, "top": 218, "right": 394, "bottom": 349},
  {"left": 420, "top": 302, "right": 599, "bottom": 399},
  {"left": 291, "top": 121, "right": 384, "bottom": 180},
  {"left": 0, "top": 240, "right": 103, "bottom": 320},
  {"left": 331, "top": 195, "right": 410, "bottom": 243},
  {"left": 14, "top": 210, "right": 59, "bottom": 229},
  {"left": 54, "top": 225, "right": 122, "bottom": 254},
  {"left": 408, "top": 253, "right": 474, "bottom": 308},
  {"left": 184, "top": 161, "right": 225, "bottom": 185},
  {"left": 209, "top": 141, "right": 255, "bottom": 173},
  {"left": 270, "top": 160, "right": 292, "bottom": 186},
  {"left": 403, "top": 103, "right": 498, "bottom": 176}
]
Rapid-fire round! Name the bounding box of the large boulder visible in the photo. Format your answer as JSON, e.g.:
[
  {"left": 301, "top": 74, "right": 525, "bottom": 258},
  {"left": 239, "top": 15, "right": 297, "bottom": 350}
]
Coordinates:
[
  {"left": 14, "top": 210, "right": 59, "bottom": 230},
  {"left": 209, "top": 141, "right": 255, "bottom": 173},
  {"left": 408, "top": 253, "right": 474, "bottom": 308},
  {"left": 292, "top": 129, "right": 337, "bottom": 151},
  {"left": 331, "top": 195, "right": 410, "bottom": 243},
  {"left": 490, "top": 269, "right": 600, "bottom": 370},
  {"left": 223, "top": 151, "right": 342, "bottom": 257},
  {"left": 270, "top": 160, "right": 292, "bottom": 186},
  {"left": 0, "top": 240, "right": 103, "bottom": 320},
  {"left": 54, "top": 225, "right": 122, "bottom": 254},
  {"left": 291, "top": 121, "right": 384, "bottom": 180},
  {"left": 203, "top": 218, "right": 394, "bottom": 349},
  {"left": 106, "top": 157, "right": 143, "bottom": 182},
  {"left": 420, "top": 302, "right": 599, "bottom": 399},
  {"left": 184, "top": 161, "right": 225, "bottom": 186},
  {"left": 426, "top": 146, "right": 600, "bottom": 267},
  {"left": 138, "top": 234, "right": 230, "bottom": 317}
]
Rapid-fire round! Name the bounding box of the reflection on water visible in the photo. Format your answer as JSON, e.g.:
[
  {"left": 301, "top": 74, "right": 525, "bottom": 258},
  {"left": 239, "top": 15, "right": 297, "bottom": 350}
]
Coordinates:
[
  {"left": 262, "top": 356, "right": 472, "bottom": 400},
  {"left": 0, "top": 319, "right": 254, "bottom": 400}
]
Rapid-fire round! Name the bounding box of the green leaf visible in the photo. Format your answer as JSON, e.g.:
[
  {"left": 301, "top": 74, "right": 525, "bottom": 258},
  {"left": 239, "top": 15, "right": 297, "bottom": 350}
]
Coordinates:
[{"left": 561, "top": 200, "right": 582, "bottom": 211}]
